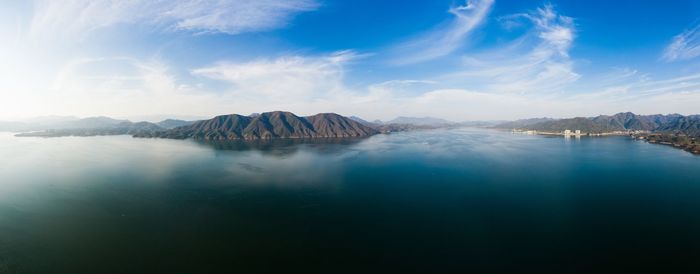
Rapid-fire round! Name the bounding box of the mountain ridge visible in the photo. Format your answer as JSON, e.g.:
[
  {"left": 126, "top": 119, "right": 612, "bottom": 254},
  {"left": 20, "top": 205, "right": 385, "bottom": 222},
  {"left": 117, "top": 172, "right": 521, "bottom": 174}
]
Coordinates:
[
  {"left": 15, "top": 120, "right": 163, "bottom": 137},
  {"left": 385, "top": 116, "right": 452, "bottom": 126},
  {"left": 496, "top": 112, "right": 700, "bottom": 136},
  {"left": 137, "top": 111, "right": 378, "bottom": 140},
  {"left": 156, "top": 119, "right": 195, "bottom": 129}
]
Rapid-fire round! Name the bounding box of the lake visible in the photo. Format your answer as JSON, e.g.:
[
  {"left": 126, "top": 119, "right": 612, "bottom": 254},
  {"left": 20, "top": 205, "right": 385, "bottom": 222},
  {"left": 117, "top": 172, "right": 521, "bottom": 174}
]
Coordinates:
[{"left": 1, "top": 128, "right": 700, "bottom": 273}]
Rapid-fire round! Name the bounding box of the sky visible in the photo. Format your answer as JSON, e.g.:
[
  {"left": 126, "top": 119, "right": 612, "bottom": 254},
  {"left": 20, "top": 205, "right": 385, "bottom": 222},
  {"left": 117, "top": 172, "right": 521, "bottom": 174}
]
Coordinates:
[{"left": 1, "top": 0, "right": 700, "bottom": 122}]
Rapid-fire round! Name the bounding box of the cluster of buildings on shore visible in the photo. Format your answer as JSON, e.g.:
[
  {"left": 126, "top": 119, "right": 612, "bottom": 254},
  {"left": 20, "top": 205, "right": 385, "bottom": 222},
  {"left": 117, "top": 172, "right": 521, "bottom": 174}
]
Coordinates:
[
  {"left": 512, "top": 129, "right": 650, "bottom": 137},
  {"left": 563, "top": 130, "right": 581, "bottom": 137},
  {"left": 511, "top": 129, "right": 582, "bottom": 136},
  {"left": 511, "top": 128, "right": 698, "bottom": 154}
]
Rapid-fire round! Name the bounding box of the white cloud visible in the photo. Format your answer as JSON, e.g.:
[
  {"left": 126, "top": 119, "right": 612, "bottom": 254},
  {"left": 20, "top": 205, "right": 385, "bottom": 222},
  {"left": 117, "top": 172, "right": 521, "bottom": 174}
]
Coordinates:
[
  {"left": 33, "top": 57, "right": 220, "bottom": 119},
  {"left": 368, "top": 80, "right": 437, "bottom": 93},
  {"left": 351, "top": 79, "right": 700, "bottom": 121},
  {"left": 390, "top": 0, "right": 494, "bottom": 65},
  {"left": 6, "top": 50, "right": 700, "bottom": 122},
  {"left": 0, "top": 51, "right": 368, "bottom": 120},
  {"left": 5, "top": 1, "right": 700, "bottom": 123},
  {"left": 527, "top": 5, "right": 574, "bottom": 57},
  {"left": 662, "top": 23, "right": 700, "bottom": 62},
  {"left": 440, "top": 4, "right": 579, "bottom": 94},
  {"left": 29, "top": 0, "right": 318, "bottom": 38},
  {"left": 191, "top": 51, "right": 359, "bottom": 103},
  {"left": 590, "top": 71, "right": 700, "bottom": 100}
]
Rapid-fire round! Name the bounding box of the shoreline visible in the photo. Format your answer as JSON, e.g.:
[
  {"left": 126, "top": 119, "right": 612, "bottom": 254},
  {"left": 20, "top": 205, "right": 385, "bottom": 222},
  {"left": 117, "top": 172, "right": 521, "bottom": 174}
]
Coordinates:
[
  {"left": 632, "top": 133, "right": 700, "bottom": 155},
  {"left": 510, "top": 129, "right": 645, "bottom": 137},
  {"left": 511, "top": 129, "right": 700, "bottom": 155}
]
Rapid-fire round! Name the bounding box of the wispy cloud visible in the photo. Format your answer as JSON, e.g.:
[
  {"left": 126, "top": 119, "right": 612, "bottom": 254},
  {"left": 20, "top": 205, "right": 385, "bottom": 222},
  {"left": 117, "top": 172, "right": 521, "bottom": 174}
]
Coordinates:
[
  {"left": 29, "top": 0, "right": 319, "bottom": 39},
  {"left": 591, "top": 71, "right": 700, "bottom": 100},
  {"left": 526, "top": 5, "right": 575, "bottom": 57},
  {"left": 6, "top": 1, "right": 700, "bottom": 122},
  {"left": 163, "top": 0, "right": 319, "bottom": 34},
  {"left": 43, "top": 57, "right": 216, "bottom": 117},
  {"left": 351, "top": 69, "right": 700, "bottom": 121},
  {"left": 440, "top": 4, "right": 578, "bottom": 93},
  {"left": 14, "top": 53, "right": 700, "bottom": 122},
  {"left": 191, "top": 51, "right": 361, "bottom": 103},
  {"left": 390, "top": 0, "right": 494, "bottom": 65},
  {"left": 662, "top": 23, "right": 700, "bottom": 62}
]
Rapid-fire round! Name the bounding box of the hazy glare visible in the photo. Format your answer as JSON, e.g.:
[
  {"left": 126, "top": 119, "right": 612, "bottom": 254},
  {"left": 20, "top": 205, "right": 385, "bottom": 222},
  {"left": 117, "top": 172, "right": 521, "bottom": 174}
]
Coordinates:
[{"left": 1, "top": 1, "right": 700, "bottom": 121}]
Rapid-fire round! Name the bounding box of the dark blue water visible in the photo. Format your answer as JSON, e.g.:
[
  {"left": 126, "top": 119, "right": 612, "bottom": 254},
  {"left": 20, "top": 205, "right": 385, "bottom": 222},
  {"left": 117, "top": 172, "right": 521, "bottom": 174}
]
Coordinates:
[{"left": 1, "top": 128, "right": 700, "bottom": 273}]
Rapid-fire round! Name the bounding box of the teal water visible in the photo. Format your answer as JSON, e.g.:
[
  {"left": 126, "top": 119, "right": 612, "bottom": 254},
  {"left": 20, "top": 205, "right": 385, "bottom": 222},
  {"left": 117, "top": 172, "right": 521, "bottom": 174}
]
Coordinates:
[{"left": 1, "top": 128, "right": 700, "bottom": 273}]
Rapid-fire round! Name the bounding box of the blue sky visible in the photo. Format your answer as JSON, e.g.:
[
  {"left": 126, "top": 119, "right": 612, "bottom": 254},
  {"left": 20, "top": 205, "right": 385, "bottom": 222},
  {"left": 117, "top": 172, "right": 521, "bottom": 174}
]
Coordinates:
[{"left": 1, "top": 0, "right": 699, "bottom": 121}]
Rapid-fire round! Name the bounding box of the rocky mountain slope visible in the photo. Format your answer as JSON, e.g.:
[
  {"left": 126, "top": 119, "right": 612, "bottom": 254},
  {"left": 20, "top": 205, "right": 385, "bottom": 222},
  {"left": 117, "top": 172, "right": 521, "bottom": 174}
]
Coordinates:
[
  {"left": 137, "top": 111, "right": 378, "bottom": 140},
  {"left": 497, "top": 112, "right": 700, "bottom": 135}
]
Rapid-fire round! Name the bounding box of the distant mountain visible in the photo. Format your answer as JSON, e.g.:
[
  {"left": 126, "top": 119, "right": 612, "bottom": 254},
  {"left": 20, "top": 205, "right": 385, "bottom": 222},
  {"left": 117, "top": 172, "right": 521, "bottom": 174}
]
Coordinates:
[
  {"left": 655, "top": 115, "right": 700, "bottom": 136},
  {"left": 460, "top": 120, "right": 509, "bottom": 127},
  {"left": 505, "top": 112, "right": 700, "bottom": 136},
  {"left": 0, "top": 121, "right": 32, "bottom": 132},
  {"left": 16, "top": 121, "right": 163, "bottom": 137},
  {"left": 156, "top": 119, "right": 195, "bottom": 129},
  {"left": 23, "top": 115, "right": 79, "bottom": 125},
  {"left": 386, "top": 116, "right": 452, "bottom": 126},
  {"left": 137, "top": 111, "right": 378, "bottom": 140},
  {"left": 2, "top": 116, "right": 131, "bottom": 133},
  {"left": 493, "top": 118, "right": 555, "bottom": 129},
  {"left": 374, "top": 123, "right": 443, "bottom": 133},
  {"left": 124, "top": 122, "right": 164, "bottom": 135},
  {"left": 349, "top": 116, "right": 377, "bottom": 126},
  {"left": 60, "top": 116, "right": 130, "bottom": 129}
]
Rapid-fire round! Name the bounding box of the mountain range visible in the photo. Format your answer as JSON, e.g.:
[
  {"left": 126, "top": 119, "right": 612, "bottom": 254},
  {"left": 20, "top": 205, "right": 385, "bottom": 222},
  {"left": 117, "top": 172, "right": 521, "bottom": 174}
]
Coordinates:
[
  {"left": 8, "top": 112, "right": 452, "bottom": 139},
  {"left": 155, "top": 119, "right": 195, "bottom": 129},
  {"left": 384, "top": 116, "right": 453, "bottom": 126},
  {"left": 7, "top": 116, "right": 199, "bottom": 137},
  {"left": 136, "top": 111, "right": 378, "bottom": 140},
  {"left": 492, "top": 118, "right": 555, "bottom": 129},
  {"left": 11, "top": 111, "right": 700, "bottom": 139},
  {"left": 15, "top": 120, "right": 164, "bottom": 137},
  {"left": 349, "top": 116, "right": 374, "bottom": 126},
  {"left": 496, "top": 112, "right": 700, "bottom": 136}
]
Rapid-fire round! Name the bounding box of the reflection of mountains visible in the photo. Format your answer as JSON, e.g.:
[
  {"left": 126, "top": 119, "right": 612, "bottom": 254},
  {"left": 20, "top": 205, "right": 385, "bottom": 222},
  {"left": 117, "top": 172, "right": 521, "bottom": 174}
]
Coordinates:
[{"left": 195, "top": 137, "right": 367, "bottom": 155}]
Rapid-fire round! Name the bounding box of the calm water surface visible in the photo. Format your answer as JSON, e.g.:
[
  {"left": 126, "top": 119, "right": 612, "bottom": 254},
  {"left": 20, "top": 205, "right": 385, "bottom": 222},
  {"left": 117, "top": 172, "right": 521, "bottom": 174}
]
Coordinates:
[{"left": 1, "top": 128, "right": 700, "bottom": 273}]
